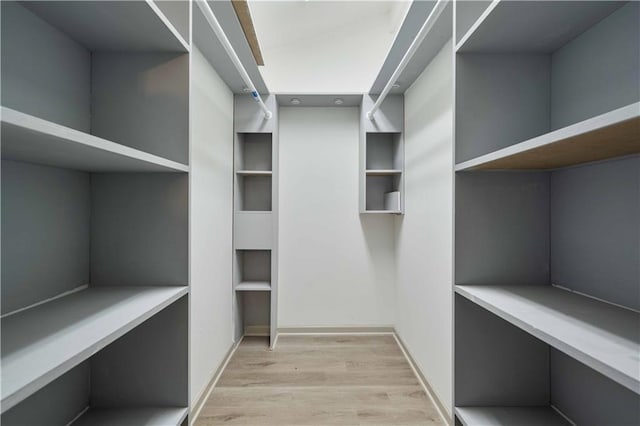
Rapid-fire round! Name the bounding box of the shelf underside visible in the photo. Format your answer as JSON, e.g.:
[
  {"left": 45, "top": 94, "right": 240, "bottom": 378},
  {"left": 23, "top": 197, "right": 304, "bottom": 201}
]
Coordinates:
[
  {"left": 1, "top": 107, "right": 189, "bottom": 172},
  {"left": 235, "top": 282, "right": 272, "bottom": 292},
  {"left": 456, "top": 103, "right": 640, "bottom": 170},
  {"left": 455, "top": 406, "right": 569, "bottom": 426},
  {"left": 236, "top": 170, "right": 272, "bottom": 176},
  {"left": 455, "top": 285, "right": 640, "bottom": 394},
  {"left": 1, "top": 286, "right": 188, "bottom": 413},
  {"left": 366, "top": 169, "right": 402, "bottom": 176},
  {"left": 73, "top": 407, "right": 189, "bottom": 426},
  {"left": 21, "top": 0, "right": 188, "bottom": 52},
  {"left": 457, "top": 0, "right": 626, "bottom": 53}
]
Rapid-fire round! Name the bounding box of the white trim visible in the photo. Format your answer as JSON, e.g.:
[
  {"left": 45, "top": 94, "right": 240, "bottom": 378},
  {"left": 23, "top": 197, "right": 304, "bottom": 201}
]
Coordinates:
[
  {"left": 189, "top": 338, "right": 243, "bottom": 425},
  {"left": 393, "top": 333, "right": 452, "bottom": 426}
]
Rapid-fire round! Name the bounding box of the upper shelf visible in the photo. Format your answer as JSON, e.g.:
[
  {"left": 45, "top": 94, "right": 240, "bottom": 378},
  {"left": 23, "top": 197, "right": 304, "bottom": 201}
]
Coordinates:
[
  {"left": 73, "top": 407, "right": 189, "bottom": 426},
  {"left": 455, "top": 407, "right": 569, "bottom": 426},
  {"left": 455, "top": 285, "right": 640, "bottom": 395},
  {"left": 0, "top": 286, "right": 188, "bottom": 413},
  {"left": 1, "top": 107, "right": 189, "bottom": 173},
  {"left": 236, "top": 170, "right": 272, "bottom": 176},
  {"left": 366, "top": 169, "right": 402, "bottom": 176},
  {"left": 21, "top": 0, "right": 189, "bottom": 52},
  {"left": 456, "top": 0, "right": 626, "bottom": 53},
  {"left": 370, "top": 0, "right": 452, "bottom": 95},
  {"left": 455, "top": 103, "right": 640, "bottom": 171},
  {"left": 235, "top": 282, "right": 272, "bottom": 292}
]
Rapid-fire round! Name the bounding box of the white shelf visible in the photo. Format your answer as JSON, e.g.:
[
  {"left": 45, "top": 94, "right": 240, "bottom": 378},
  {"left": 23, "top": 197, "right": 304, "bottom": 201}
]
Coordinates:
[
  {"left": 22, "top": 0, "right": 188, "bottom": 52},
  {"left": 456, "top": 0, "right": 625, "bottom": 53},
  {"left": 73, "top": 407, "right": 189, "bottom": 426},
  {"left": 366, "top": 169, "right": 402, "bottom": 176},
  {"left": 236, "top": 170, "right": 273, "bottom": 176},
  {"left": 455, "top": 406, "right": 569, "bottom": 426},
  {"left": 235, "top": 282, "right": 272, "bottom": 292},
  {"left": 1, "top": 107, "right": 189, "bottom": 173},
  {"left": 455, "top": 285, "right": 640, "bottom": 394},
  {"left": 455, "top": 103, "right": 640, "bottom": 171},
  {"left": 363, "top": 210, "right": 402, "bottom": 214},
  {"left": 1, "top": 286, "right": 188, "bottom": 412}
]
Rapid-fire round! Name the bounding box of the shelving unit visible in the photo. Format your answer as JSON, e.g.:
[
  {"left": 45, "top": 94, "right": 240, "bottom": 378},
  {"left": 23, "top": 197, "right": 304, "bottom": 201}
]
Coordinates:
[
  {"left": 453, "top": 1, "right": 640, "bottom": 425},
  {"left": 360, "top": 95, "right": 405, "bottom": 214},
  {"left": 1, "top": 1, "right": 190, "bottom": 424},
  {"left": 233, "top": 96, "right": 279, "bottom": 347}
]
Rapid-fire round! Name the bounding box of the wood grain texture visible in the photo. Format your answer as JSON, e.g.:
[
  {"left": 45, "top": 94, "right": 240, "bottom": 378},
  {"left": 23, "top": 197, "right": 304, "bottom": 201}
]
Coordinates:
[
  {"left": 195, "top": 335, "right": 445, "bottom": 425},
  {"left": 231, "top": 0, "right": 264, "bottom": 66}
]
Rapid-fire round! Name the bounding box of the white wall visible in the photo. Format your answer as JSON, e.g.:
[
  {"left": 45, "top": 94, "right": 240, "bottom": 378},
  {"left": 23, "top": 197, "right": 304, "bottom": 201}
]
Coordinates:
[
  {"left": 278, "top": 107, "right": 396, "bottom": 327},
  {"left": 189, "top": 46, "right": 234, "bottom": 406},
  {"left": 395, "top": 40, "right": 454, "bottom": 415}
]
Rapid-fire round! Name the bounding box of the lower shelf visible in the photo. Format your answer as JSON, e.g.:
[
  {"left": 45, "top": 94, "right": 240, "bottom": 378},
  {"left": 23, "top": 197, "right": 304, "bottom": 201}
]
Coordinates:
[
  {"left": 455, "top": 407, "right": 570, "bottom": 426},
  {"left": 73, "top": 407, "right": 189, "bottom": 426},
  {"left": 235, "top": 282, "right": 271, "bottom": 292}
]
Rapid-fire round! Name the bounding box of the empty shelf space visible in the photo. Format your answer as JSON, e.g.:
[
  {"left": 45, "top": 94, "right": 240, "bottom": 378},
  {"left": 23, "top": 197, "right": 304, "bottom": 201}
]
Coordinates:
[
  {"left": 21, "top": 0, "right": 188, "bottom": 52},
  {"left": 455, "top": 406, "right": 570, "bottom": 426},
  {"left": 73, "top": 407, "right": 189, "bottom": 426},
  {"left": 1, "top": 286, "right": 188, "bottom": 412},
  {"left": 1, "top": 107, "right": 189, "bottom": 173},
  {"left": 455, "top": 285, "right": 640, "bottom": 394},
  {"left": 363, "top": 210, "right": 402, "bottom": 214},
  {"left": 456, "top": 0, "right": 626, "bottom": 53},
  {"left": 235, "top": 282, "right": 272, "bottom": 292},
  {"left": 236, "top": 170, "right": 273, "bottom": 176},
  {"left": 455, "top": 103, "right": 640, "bottom": 171},
  {"left": 366, "top": 169, "right": 402, "bottom": 175}
]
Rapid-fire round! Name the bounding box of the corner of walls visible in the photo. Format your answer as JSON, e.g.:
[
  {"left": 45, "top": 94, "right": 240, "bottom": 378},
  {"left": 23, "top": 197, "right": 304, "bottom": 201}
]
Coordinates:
[
  {"left": 394, "top": 37, "right": 455, "bottom": 418},
  {"left": 189, "top": 44, "right": 235, "bottom": 409}
]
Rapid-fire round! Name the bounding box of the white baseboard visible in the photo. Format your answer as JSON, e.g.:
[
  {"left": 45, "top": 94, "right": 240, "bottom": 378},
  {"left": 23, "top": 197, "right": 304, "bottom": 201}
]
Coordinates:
[
  {"left": 393, "top": 333, "right": 452, "bottom": 426},
  {"left": 277, "top": 325, "right": 395, "bottom": 334},
  {"left": 189, "top": 338, "right": 243, "bottom": 425}
]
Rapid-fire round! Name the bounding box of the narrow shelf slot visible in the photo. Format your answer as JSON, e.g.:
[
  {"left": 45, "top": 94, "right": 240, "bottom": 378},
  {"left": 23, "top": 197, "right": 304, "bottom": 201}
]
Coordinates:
[
  {"left": 0, "top": 286, "right": 188, "bottom": 412},
  {"left": 456, "top": 103, "right": 640, "bottom": 171},
  {"left": 455, "top": 406, "right": 570, "bottom": 426},
  {"left": 455, "top": 285, "right": 640, "bottom": 394},
  {"left": 236, "top": 170, "right": 273, "bottom": 176},
  {"left": 21, "top": 0, "right": 188, "bottom": 52},
  {"left": 72, "top": 407, "right": 189, "bottom": 426},
  {"left": 1, "top": 107, "right": 189, "bottom": 173}
]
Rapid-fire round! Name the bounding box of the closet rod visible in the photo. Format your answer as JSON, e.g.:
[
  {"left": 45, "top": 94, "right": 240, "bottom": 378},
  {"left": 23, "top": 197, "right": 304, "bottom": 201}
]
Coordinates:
[
  {"left": 196, "top": 0, "right": 272, "bottom": 119},
  {"left": 367, "top": 0, "right": 449, "bottom": 120}
]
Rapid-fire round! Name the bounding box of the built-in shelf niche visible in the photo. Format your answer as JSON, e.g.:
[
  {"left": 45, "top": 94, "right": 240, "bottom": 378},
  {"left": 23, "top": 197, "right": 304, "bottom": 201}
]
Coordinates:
[
  {"left": 236, "top": 133, "right": 273, "bottom": 212},
  {"left": 234, "top": 250, "right": 271, "bottom": 337},
  {"left": 365, "top": 132, "right": 402, "bottom": 212},
  {"left": 235, "top": 250, "right": 271, "bottom": 290},
  {"left": 237, "top": 133, "right": 273, "bottom": 171}
]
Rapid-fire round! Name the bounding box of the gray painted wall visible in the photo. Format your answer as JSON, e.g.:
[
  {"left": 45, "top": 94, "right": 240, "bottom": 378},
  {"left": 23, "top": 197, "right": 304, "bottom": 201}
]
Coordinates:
[
  {"left": 455, "top": 172, "right": 550, "bottom": 286},
  {"left": 90, "top": 173, "right": 188, "bottom": 287},
  {"left": 551, "top": 156, "right": 640, "bottom": 311},
  {"left": 1, "top": 161, "right": 90, "bottom": 314},
  {"left": 551, "top": 1, "right": 640, "bottom": 129},
  {"left": 1, "top": 1, "right": 90, "bottom": 131}
]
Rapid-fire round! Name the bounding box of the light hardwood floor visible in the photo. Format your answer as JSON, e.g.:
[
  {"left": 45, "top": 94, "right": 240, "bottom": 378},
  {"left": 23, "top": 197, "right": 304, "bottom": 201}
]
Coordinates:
[{"left": 195, "top": 335, "right": 445, "bottom": 425}]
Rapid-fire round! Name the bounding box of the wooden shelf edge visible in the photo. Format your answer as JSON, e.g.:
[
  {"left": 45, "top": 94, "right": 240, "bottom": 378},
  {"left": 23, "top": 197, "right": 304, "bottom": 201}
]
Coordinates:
[
  {"left": 455, "top": 102, "right": 640, "bottom": 171},
  {"left": 1, "top": 107, "right": 189, "bottom": 172}
]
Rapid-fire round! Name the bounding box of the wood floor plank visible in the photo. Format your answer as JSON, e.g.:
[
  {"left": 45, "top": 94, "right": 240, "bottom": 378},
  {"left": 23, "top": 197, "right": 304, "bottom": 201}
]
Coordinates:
[{"left": 195, "top": 335, "right": 445, "bottom": 425}]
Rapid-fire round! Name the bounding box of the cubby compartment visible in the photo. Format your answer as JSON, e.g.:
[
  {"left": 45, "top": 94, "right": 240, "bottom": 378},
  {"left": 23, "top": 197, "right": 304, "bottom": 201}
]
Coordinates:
[
  {"left": 1, "top": 296, "right": 189, "bottom": 426},
  {"left": 234, "top": 250, "right": 271, "bottom": 291},
  {"left": 236, "top": 175, "right": 273, "bottom": 212},
  {"left": 236, "top": 133, "right": 273, "bottom": 172},
  {"left": 1, "top": 1, "right": 190, "bottom": 167},
  {"left": 365, "top": 175, "right": 402, "bottom": 212},
  {"left": 365, "top": 132, "right": 402, "bottom": 171},
  {"left": 455, "top": 1, "right": 639, "bottom": 167},
  {"left": 235, "top": 291, "right": 272, "bottom": 338}
]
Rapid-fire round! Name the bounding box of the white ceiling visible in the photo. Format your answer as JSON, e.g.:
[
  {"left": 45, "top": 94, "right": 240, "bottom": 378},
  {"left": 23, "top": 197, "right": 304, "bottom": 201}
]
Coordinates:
[{"left": 248, "top": 0, "right": 411, "bottom": 94}]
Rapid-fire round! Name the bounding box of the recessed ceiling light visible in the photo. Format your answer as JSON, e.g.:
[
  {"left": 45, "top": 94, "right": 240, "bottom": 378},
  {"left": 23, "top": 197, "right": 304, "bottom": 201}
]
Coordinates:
[
  {"left": 290, "top": 98, "right": 301, "bottom": 105},
  {"left": 334, "top": 98, "right": 344, "bottom": 105}
]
